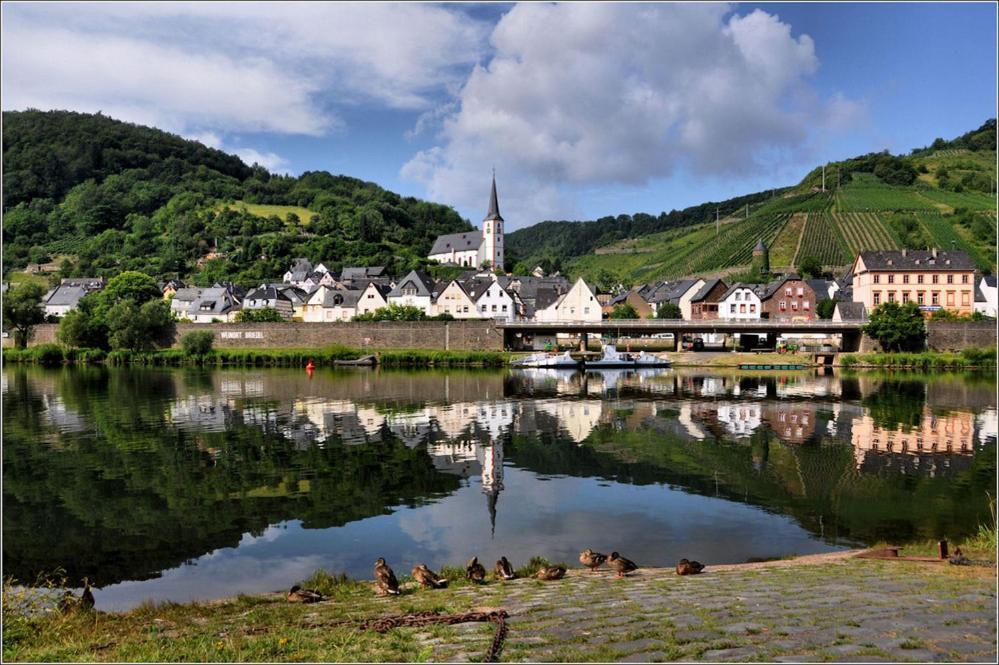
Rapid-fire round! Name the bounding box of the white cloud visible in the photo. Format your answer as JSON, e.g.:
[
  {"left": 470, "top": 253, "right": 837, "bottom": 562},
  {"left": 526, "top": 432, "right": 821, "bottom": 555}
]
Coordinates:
[
  {"left": 1, "top": 2, "right": 488, "bottom": 136},
  {"left": 233, "top": 148, "right": 291, "bottom": 174},
  {"left": 402, "top": 3, "right": 861, "bottom": 227}
]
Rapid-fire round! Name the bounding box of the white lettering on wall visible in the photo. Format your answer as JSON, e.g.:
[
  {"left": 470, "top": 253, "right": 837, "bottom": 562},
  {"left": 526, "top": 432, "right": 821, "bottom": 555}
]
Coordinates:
[
  {"left": 221, "top": 332, "right": 242, "bottom": 339},
  {"left": 244, "top": 331, "right": 264, "bottom": 339}
]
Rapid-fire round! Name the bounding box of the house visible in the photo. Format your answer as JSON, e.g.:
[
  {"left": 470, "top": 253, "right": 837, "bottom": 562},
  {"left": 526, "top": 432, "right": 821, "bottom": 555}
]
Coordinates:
[
  {"left": 718, "top": 284, "right": 764, "bottom": 320},
  {"left": 428, "top": 175, "right": 504, "bottom": 269},
  {"left": 186, "top": 287, "right": 240, "bottom": 323},
  {"left": 832, "top": 302, "right": 868, "bottom": 322},
  {"left": 464, "top": 276, "right": 517, "bottom": 321},
  {"left": 506, "top": 275, "right": 571, "bottom": 319},
  {"left": 357, "top": 282, "right": 391, "bottom": 317},
  {"left": 603, "top": 289, "right": 654, "bottom": 318},
  {"left": 387, "top": 270, "right": 438, "bottom": 313},
  {"left": 807, "top": 279, "right": 839, "bottom": 302},
  {"left": 850, "top": 249, "right": 977, "bottom": 315},
  {"left": 42, "top": 285, "right": 88, "bottom": 318},
  {"left": 243, "top": 286, "right": 294, "bottom": 319},
  {"left": 642, "top": 279, "right": 704, "bottom": 319},
  {"left": 432, "top": 280, "right": 479, "bottom": 319},
  {"left": 758, "top": 274, "right": 818, "bottom": 321},
  {"left": 535, "top": 278, "right": 601, "bottom": 322},
  {"left": 160, "top": 279, "right": 185, "bottom": 299},
  {"left": 302, "top": 287, "right": 363, "bottom": 322},
  {"left": 170, "top": 288, "right": 203, "bottom": 319},
  {"left": 340, "top": 266, "right": 391, "bottom": 288},
  {"left": 689, "top": 279, "right": 728, "bottom": 320},
  {"left": 974, "top": 275, "right": 997, "bottom": 318},
  {"left": 283, "top": 258, "right": 333, "bottom": 288},
  {"left": 25, "top": 260, "right": 62, "bottom": 274}
]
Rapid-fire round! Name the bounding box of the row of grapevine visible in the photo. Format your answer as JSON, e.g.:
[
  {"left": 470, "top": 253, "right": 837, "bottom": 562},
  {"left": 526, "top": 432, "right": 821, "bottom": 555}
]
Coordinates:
[
  {"left": 832, "top": 212, "right": 899, "bottom": 252},
  {"left": 769, "top": 213, "right": 806, "bottom": 266},
  {"left": 915, "top": 187, "right": 996, "bottom": 211},
  {"left": 918, "top": 212, "right": 993, "bottom": 270},
  {"left": 795, "top": 213, "right": 851, "bottom": 266},
  {"left": 837, "top": 186, "right": 938, "bottom": 212},
  {"left": 687, "top": 213, "right": 789, "bottom": 273}
]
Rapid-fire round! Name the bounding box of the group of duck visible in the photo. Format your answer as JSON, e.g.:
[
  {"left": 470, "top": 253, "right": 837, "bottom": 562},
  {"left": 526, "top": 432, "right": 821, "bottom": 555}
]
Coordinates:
[{"left": 288, "top": 550, "right": 705, "bottom": 603}]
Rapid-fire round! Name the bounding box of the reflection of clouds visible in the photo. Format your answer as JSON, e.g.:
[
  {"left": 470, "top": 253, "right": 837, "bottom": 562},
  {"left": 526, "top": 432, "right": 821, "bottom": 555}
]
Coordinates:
[{"left": 237, "top": 524, "right": 287, "bottom": 547}]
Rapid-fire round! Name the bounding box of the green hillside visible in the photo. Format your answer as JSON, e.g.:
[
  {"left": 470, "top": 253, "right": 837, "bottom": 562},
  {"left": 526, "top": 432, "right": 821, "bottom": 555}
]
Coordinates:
[
  {"left": 537, "top": 120, "right": 997, "bottom": 285},
  {"left": 2, "top": 110, "right": 471, "bottom": 286}
]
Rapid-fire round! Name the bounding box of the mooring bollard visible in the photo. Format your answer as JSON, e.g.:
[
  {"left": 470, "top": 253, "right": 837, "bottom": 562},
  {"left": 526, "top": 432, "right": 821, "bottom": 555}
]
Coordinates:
[{"left": 938, "top": 539, "right": 949, "bottom": 559}]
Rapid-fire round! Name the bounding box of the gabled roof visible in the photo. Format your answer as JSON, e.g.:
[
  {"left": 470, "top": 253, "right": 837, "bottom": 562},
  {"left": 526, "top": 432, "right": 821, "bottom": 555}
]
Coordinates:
[
  {"left": 429, "top": 230, "right": 483, "bottom": 256},
  {"left": 389, "top": 270, "right": 436, "bottom": 298},
  {"left": 974, "top": 283, "right": 986, "bottom": 303},
  {"left": 322, "top": 289, "right": 363, "bottom": 308},
  {"left": 172, "top": 288, "right": 202, "bottom": 302},
  {"left": 834, "top": 302, "right": 868, "bottom": 321},
  {"left": 689, "top": 279, "right": 726, "bottom": 303},
  {"left": 44, "top": 285, "right": 87, "bottom": 307},
  {"left": 188, "top": 288, "right": 237, "bottom": 315},
  {"left": 534, "top": 287, "right": 563, "bottom": 311},
  {"left": 340, "top": 266, "right": 387, "bottom": 281},
  {"left": 806, "top": 279, "right": 834, "bottom": 298},
  {"left": 857, "top": 250, "right": 976, "bottom": 271},
  {"left": 984, "top": 275, "right": 997, "bottom": 289},
  {"left": 756, "top": 273, "right": 804, "bottom": 301},
  {"left": 646, "top": 279, "right": 700, "bottom": 305},
  {"left": 245, "top": 286, "right": 292, "bottom": 303}
]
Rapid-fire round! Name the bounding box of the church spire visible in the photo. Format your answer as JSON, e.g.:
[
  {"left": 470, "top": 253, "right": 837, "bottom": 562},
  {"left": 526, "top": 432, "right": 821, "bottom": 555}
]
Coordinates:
[{"left": 484, "top": 172, "right": 503, "bottom": 222}]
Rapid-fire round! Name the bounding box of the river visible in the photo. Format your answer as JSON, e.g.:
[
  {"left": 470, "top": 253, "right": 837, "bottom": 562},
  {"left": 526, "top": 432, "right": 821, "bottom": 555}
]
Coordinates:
[{"left": 2, "top": 365, "right": 995, "bottom": 610}]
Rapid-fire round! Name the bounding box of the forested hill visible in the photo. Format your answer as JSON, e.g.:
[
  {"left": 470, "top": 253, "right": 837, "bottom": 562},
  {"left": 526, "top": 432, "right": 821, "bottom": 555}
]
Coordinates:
[
  {"left": 2, "top": 110, "right": 471, "bottom": 285},
  {"left": 508, "top": 119, "right": 997, "bottom": 282}
]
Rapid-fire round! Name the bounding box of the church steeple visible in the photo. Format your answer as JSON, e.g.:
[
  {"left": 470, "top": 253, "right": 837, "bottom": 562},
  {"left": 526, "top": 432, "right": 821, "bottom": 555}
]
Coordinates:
[{"left": 484, "top": 172, "right": 503, "bottom": 222}]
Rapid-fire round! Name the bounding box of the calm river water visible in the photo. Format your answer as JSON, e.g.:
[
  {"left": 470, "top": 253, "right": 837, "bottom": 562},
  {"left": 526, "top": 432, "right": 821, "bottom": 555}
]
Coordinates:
[{"left": 3, "top": 366, "right": 995, "bottom": 610}]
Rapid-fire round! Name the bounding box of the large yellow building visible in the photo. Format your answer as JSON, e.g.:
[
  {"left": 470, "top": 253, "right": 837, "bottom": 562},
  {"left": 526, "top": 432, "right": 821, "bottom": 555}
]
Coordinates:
[{"left": 850, "top": 249, "right": 977, "bottom": 315}]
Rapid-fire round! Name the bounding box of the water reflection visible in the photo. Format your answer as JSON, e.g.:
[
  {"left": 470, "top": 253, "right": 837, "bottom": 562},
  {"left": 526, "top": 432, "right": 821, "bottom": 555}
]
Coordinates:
[{"left": 3, "top": 366, "right": 995, "bottom": 610}]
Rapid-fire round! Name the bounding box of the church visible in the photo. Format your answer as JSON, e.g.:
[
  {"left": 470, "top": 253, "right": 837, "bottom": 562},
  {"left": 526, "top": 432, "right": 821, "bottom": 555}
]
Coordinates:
[{"left": 427, "top": 176, "right": 504, "bottom": 269}]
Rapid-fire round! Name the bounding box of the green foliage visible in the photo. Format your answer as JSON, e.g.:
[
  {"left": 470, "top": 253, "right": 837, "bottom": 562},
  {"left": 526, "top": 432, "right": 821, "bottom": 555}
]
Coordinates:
[
  {"left": 57, "top": 271, "right": 173, "bottom": 350},
  {"left": 816, "top": 298, "right": 836, "bottom": 320},
  {"left": 609, "top": 303, "right": 639, "bottom": 319},
  {"left": 911, "top": 119, "right": 997, "bottom": 155},
  {"left": 795, "top": 213, "right": 850, "bottom": 266},
  {"left": 181, "top": 331, "right": 214, "bottom": 356},
  {"left": 106, "top": 299, "right": 175, "bottom": 351},
  {"left": 352, "top": 304, "right": 455, "bottom": 322},
  {"left": 2, "top": 281, "right": 47, "bottom": 347},
  {"left": 842, "top": 349, "right": 995, "bottom": 369},
  {"left": 863, "top": 301, "right": 927, "bottom": 352},
  {"left": 796, "top": 255, "right": 822, "bottom": 279},
  {"left": 887, "top": 213, "right": 931, "bottom": 250},
  {"left": 656, "top": 302, "right": 682, "bottom": 319},
  {"left": 234, "top": 308, "right": 285, "bottom": 323}
]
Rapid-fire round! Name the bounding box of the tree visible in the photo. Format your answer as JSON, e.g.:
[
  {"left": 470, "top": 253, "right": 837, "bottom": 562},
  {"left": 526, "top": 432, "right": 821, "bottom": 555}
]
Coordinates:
[
  {"left": 98, "top": 271, "right": 161, "bottom": 307},
  {"left": 353, "top": 304, "right": 428, "bottom": 321},
  {"left": 863, "top": 301, "right": 926, "bottom": 352},
  {"left": 181, "top": 330, "right": 214, "bottom": 355},
  {"left": 656, "top": 302, "right": 682, "bottom": 319},
  {"left": 235, "top": 308, "right": 284, "bottom": 323},
  {"left": 2, "top": 282, "right": 47, "bottom": 348},
  {"left": 610, "top": 303, "right": 639, "bottom": 319},
  {"left": 816, "top": 298, "right": 836, "bottom": 320},
  {"left": 796, "top": 256, "right": 823, "bottom": 280},
  {"left": 105, "top": 299, "right": 175, "bottom": 351},
  {"left": 58, "top": 297, "right": 109, "bottom": 349}
]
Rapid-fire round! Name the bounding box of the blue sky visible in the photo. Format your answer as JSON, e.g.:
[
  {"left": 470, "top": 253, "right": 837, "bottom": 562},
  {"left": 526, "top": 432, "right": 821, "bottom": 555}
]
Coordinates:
[{"left": 2, "top": 2, "right": 995, "bottom": 229}]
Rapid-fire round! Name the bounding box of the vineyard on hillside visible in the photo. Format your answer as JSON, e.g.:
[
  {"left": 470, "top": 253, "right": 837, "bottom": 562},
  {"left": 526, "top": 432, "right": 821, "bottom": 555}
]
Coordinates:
[
  {"left": 795, "top": 213, "right": 851, "bottom": 267},
  {"left": 837, "top": 186, "right": 938, "bottom": 212},
  {"left": 685, "top": 213, "right": 789, "bottom": 274},
  {"left": 831, "top": 212, "right": 900, "bottom": 252},
  {"left": 769, "top": 213, "right": 806, "bottom": 266},
  {"left": 917, "top": 212, "right": 994, "bottom": 270},
  {"left": 913, "top": 187, "right": 996, "bottom": 211}
]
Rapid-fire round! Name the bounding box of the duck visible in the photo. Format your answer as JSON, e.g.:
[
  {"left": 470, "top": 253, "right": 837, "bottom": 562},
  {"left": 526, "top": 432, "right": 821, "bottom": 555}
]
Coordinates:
[
  {"left": 948, "top": 547, "right": 971, "bottom": 566},
  {"left": 412, "top": 564, "right": 448, "bottom": 589},
  {"left": 466, "top": 556, "right": 487, "bottom": 583},
  {"left": 535, "top": 565, "right": 567, "bottom": 581},
  {"left": 494, "top": 556, "right": 516, "bottom": 580},
  {"left": 579, "top": 548, "right": 608, "bottom": 573},
  {"left": 80, "top": 577, "right": 95, "bottom": 610},
  {"left": 676, "top": 558, "right": 705, "bottom": 575},
  {"left": 608, "top": 552, "right": 638, "bottom": 578},
  {"left": 374, "top": 557, "right": 401, "bottom": 596},
  {"left": 287, "top": 585, "right": 324, "bottom": 603}
]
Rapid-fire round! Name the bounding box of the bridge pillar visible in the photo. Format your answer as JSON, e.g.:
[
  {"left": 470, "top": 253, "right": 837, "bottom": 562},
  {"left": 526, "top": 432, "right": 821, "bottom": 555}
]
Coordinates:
[{"left": 579, "top": 332, "right": 589, "bottom": 352}]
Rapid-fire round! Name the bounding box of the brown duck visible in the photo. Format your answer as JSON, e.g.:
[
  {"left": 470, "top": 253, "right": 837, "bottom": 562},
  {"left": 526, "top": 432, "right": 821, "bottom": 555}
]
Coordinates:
[
  {"left": 676, "top": 558, "right": 705, "bottom": 575},
  {"left": 608, "top": 552, "right": 638, "bottom": 577},
  {"left": 579, "top": 548, "right": 608, "bottom": 573},
  {"left": 412, "top": 564, "right": 448, "bottom": 588},
  {"left": 535, "top": 565, "right": 567, "bottom": 581},
  {"left": 494, "top": 556, "right": 516, "bottom": 580},
  {"left": 58, "top": 577, "right": 95, "bottom": 612},
  {"left": 287, "top": 585, "right": 324, "bottom": 603},
  {"left": 374, "top": 557, "right": 401, "bottom": 596},
  {"left": 466, "top": 556, "right": 487, "bottom": 583}
]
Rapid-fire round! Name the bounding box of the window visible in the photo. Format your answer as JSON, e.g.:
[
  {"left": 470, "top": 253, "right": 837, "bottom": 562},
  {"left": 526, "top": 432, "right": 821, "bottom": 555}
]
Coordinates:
[
  {"left": 903, "top": 275, "right": 909, "bottom": 284},
  {"left": 791, "top": 301, "right": 798, "bottom": 310},
  {"left": 739, "top": 304, "right": 746, "bottom": 313},
  {"left": 902, "top": 292, "right": 910, "bottom": 304},
  {"left": 932, "top": 275, "right": 939, "bottom": 284},
  {"left": 481, "top": 304, "right": 487, "bottom": 312},
  {"left": 873, "top": 274, "right": 880, "bottom": 284},
  {"left": 962, "top": 274, "right": 969, "bottom": 284},
  {"left": 796, "top": 287, "right": 803, "bottom": 296},
  {"left": 917, "top": 275, "right": 924, "bottom": 284},
  {"left": 502, "top": 304, "right": 508, "bottom": 311},
  {"left": 947, "top": 292, "right": 955, "bottom": 306},
  {"left": 873, "top": 292, "right": 881, "bottom": 305},
  {"left": 803, "top": 300, "right": 810, "bottom": 310},
  {"left": 917, "top": 292, "right": 924, "bottom": 305},
  {"left": 779, "top": 300, "right": 786, "bottom": 311},
  {"left": 750, "top": 304, "right": 756, "bottom": 313},
  {"left": 962, "top": 292, "right": 970, "bottom": 306},
  {"left": 785, "top": 287, "right": 792, "bottom": 296},
  {"left": 932, "top": 292, "right": 939, "bottom": 305},
  {"left": 730, "top": 304, "right": 736, "bottom": 314},
  {"left": 888, "top": 292, "right": 895, "bottom": 303},
  {"left": 887, "top": 274, "right": 894, "bottom": 284},
  {"left": 491, "top": 304, "right": 497, "bottom": 312},
  {"left": 584, "top": 307, "right": 590, "bottom": 314},
  {"left": 947, "top": 274, "right": 954, "bottom": 284},
  {"left": 735, "top": 292, "right": 741, "bottom": 301}
]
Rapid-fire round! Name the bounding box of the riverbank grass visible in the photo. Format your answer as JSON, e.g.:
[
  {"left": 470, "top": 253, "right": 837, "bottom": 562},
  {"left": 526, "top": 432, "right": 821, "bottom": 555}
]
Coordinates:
[{"left": 840, "top": 347, "right": 996, "bottom": 369}]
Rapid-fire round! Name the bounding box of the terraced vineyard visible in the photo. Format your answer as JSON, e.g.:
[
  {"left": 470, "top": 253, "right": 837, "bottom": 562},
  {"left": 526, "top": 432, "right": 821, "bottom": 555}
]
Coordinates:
[
  {"left": 837, "top": 186, "right": 938, "bottom": 212},
  {"left": 831, "top": 212, "right": 900, "bottom": 252},
  {"left": 917, "top": 212, "right": 994, "bottom": 269},
  {"left": 795, "top": 213, "right": 851, "bottom": 266},
  {"left": 686, "top": 213, "right": 789, "bottom": 273},
  {"left": 913, "top": 187, "right": 996, "bottom": 211},
  {"left": 769, "top": 213, "right": 806, "bottom": 266}
]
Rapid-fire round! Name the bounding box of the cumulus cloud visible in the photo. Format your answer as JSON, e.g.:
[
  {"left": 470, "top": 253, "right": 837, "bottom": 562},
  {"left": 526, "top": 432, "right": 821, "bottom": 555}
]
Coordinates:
[
  {"left": 233, "top": 148, "right": 291, "bottom": 174},
  {"left": 402, "top": 4, "right": 861, "bottom": 227},
  {"left": 1, "top": 2, "right": 488, "bottom": 136}
]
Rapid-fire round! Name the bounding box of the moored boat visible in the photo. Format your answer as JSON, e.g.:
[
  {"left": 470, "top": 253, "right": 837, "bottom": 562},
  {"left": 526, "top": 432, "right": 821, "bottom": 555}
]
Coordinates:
[
  {"left": 511, "top": 350, "right": 580, "bottom": 369},
  {"left": 583, "top": 345, "right": 671, "bottom": 369}
]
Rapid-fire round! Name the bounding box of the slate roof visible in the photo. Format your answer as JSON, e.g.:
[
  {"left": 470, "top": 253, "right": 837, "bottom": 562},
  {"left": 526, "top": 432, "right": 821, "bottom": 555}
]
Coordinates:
[
  {"left": 645, "top": 279, "right": 699, "bottom": 305},
  {"left": 60, "top": 277, "right": 105, "bottom": 289},
  {"left": 245, "top": 286, "right": 292, "bottom": 303},
  {"left": 44, "top": 285, "right": 87, "bottom": 307},
  {"left": 172, "top": 288, "right": 202, "bottom": 303},
  {"left": 689, "top": 279, "right": 726, "bottom": 303},
  {"left": 321, "top": 289, "right": 363, "bottom": 308},
  {"left": 984, "top": 275, "right": 997, "bottom": 288},
  {"left": 858, "top": 250, "right": 976, "bottom": 271},
  {"left": 340, "top": 266, "right": 387, "bottom": 282},
  {"left": 484, "top": 175, "right": 503, "bottom": 222},
  {"left": 835, "top": 302, "right": 868, "bottom": 321},
  {"left": 974, "top": 283, "right": 986, "bottom": 303},
  {"left": 389, "top": 270, "right": 437, "bottom": 298},
  {"left": 719, "top": 283, "right": 760, "bottom": 301},
  {"left": 188, "top": 288, "right": 238, "bottom": 316},
  {"left": 807, "top": 279, "right": 835, "bottom": 300},
  {"left": 429, "top": 230, "right": 483, "bottom": 256},
  {"left": 754, "top": 238, "right": 768, "bottom": 252}
]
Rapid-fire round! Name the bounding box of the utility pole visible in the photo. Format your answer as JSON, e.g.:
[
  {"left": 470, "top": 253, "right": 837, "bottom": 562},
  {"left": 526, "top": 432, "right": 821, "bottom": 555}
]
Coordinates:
[
  {"left": 822, "top": 165, "right": 826, "bottom": 192},
  {"left": 837, "top": 169, "right": 841, "bottom": 190},
  {"left": 745, "top": 203, "right": 749, "bottom": 220},
  {"left": 716, "top": 208, "right": 720, "bottom": 236}
]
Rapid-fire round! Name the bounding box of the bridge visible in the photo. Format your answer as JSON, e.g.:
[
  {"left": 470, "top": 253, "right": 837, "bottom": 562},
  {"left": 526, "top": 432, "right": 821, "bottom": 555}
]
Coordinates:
[{"left": 495, "top": 319, "right": 868, "bottom": 351}]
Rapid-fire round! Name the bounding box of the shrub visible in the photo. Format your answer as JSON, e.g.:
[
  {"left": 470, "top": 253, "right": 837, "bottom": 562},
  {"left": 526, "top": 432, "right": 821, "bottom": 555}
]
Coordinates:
[
  {"left": 34, "top": 344, "right": 65, "bottom": 366},
  {"left": 234, "top": 308, "right": 285, "bottom": 323},
  {"left": 182, "top": 331, "right": 214, "bottom": 356}
]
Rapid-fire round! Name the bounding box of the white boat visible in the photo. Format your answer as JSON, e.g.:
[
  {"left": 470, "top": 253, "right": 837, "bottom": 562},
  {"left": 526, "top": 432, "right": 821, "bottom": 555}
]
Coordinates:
[
  {"left": 510, "top": 350, "right": 580, "bottom": 369},
  {"left": 583, "top": 345, "right": 671, "bottom": 369}
]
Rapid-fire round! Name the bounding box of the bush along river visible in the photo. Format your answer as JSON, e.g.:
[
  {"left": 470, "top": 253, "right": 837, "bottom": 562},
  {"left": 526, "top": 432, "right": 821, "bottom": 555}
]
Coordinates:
[{"left": 2, "top": 365, "right": 995, "bottom": 611}]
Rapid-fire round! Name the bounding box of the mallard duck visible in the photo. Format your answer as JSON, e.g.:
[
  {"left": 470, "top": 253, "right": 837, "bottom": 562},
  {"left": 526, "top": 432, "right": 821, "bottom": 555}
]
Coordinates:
[
  {"left": 374, "top": 557, "right": 401, "bottom": 596},
  {"left": 579, "top": 548, "right": 607, "bottom": 573},
  {"left": 80, "top": 577, "right": 95, "bottom": 610},
  {"left": 494, "top": 556, "right": 516, "bottom": 580},
  {"left": 287, "top": 585, "right": 324, "bottom": 603},
  {"left": 535, "top": 565, "right": 567, "bottom": 580},
  {"left": 466, "top": 556, "right": 487, "bottom": 583},
  {"left": 608, "top": 552, "right": 638, "bottom": 577},
  {"left": 412, "top": 564, "right": 448, "bottom": 588},
  {"left": 676, "top": 558, "right": 705, "bottom": 575}
]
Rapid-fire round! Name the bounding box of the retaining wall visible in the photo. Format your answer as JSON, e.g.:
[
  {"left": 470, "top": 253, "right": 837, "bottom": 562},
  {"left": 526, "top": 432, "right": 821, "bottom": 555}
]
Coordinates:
[{"left": 926, "top": 322, "right": 997, "bottom": 352}]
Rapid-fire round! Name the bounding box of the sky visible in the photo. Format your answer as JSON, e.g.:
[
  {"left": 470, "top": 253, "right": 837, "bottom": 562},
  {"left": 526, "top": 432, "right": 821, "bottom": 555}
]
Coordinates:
[{"left": 2, "top": 1, "right": 996, "bottom": 230}]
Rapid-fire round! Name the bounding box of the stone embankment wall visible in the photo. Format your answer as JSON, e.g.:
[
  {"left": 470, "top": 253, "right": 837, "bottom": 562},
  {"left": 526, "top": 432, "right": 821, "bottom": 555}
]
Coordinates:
[
  {"left": 5, "top": 321, "right": 505, "bottom": 351},
  {"left": 926, "top": 322, "right": 997, "bottom": 352}
]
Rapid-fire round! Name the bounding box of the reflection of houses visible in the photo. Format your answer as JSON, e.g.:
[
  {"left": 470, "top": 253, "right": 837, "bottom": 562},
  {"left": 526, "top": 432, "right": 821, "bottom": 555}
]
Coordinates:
[
  {"left": 851, "top": 409, "right": 977, "bottom": 472},
  {"left": 716, "top": 402, "right": 763, "bottom": 438},
  {"left": 761, "top": 402, "right": 817, "bottom": 445},
  {"left": 977, "top": 409, "right": 997, "bottom": 445},
  {"left": 169, "top": 396, "right": 235, "bottom": 432},
  {"left": 536, "top": 399, "right": 603, "bottom": 443}
]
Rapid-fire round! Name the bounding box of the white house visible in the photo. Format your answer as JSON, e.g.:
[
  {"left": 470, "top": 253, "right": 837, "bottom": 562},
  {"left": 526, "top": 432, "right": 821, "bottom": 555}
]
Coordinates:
[
  {"left": 718, "top": 284, "right": 763, "bottom": 320},
  {"left": 536, "top": 278, "right": 601, "bottom": 322},
  {"left": 186, "top": 287, "right": 240, "bottom": 323},
  {"left": 466, "top": 276, "right": 517, "bottom": 322},
  {"left": 387, "top": 270, "right": 437, "bottom": 314},
  {"left": 41, "top": 285, "right": 88, "bottom": 318},
  {"left": 432, "top": 280, "right": 479, "bottom": 318},
  {"left": 302, "top": 288, "right": 362, "bottom": 322},
  {"left": 427, "top": 175, "right": 504, "bottom": 270},
  {"left": 974, "top": 275, "right": 997, "bottom": 317},
  {"left": 243, "top": 286, "right": 294, "bottom": 319},
  {"left": 357, "top": 282, "right": 391, "bottom": 316}
]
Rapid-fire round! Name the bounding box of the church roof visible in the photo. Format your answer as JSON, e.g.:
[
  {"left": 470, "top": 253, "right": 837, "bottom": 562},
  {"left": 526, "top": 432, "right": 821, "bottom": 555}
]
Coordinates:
[
  {"left": 754, "top": 238, "right": 768, "bottom": 252},
  {"left": 484, "top": 175, "right": 503, "bottom": 222},
  {"left": 429, "top": 230, "right": 483, "bottom": 256}
]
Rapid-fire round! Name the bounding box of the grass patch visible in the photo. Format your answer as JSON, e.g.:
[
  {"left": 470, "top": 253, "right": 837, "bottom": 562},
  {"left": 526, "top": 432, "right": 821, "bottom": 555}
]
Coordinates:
[{"left": 840, "top": 348, "right": 996, "bottom": 370}]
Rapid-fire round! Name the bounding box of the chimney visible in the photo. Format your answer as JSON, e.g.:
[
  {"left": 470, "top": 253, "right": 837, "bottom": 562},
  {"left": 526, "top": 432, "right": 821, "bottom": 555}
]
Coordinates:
[
  {"left": 931, "top": 248, "right": 938, "bottom": 258},
  {"left": 901, "top": 248, "right": 907, "bottom": 257}
]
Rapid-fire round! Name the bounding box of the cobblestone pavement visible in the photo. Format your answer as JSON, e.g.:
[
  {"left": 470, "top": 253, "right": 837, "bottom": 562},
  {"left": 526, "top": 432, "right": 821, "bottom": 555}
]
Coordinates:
[{"left": 414, "top": 552, "right": 997, "bottom": 662}]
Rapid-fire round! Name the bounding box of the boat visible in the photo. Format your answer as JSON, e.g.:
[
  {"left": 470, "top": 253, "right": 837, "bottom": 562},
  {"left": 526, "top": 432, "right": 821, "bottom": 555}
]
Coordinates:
[
  {"left": 583, "top": 345, "right": 671, "bottom": 369},
  {"left": 334, "top": 355, "right": 377, "bottom": 366},
  {"left": 510, "top": 350, "right": 580, "bottom": 369}
]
